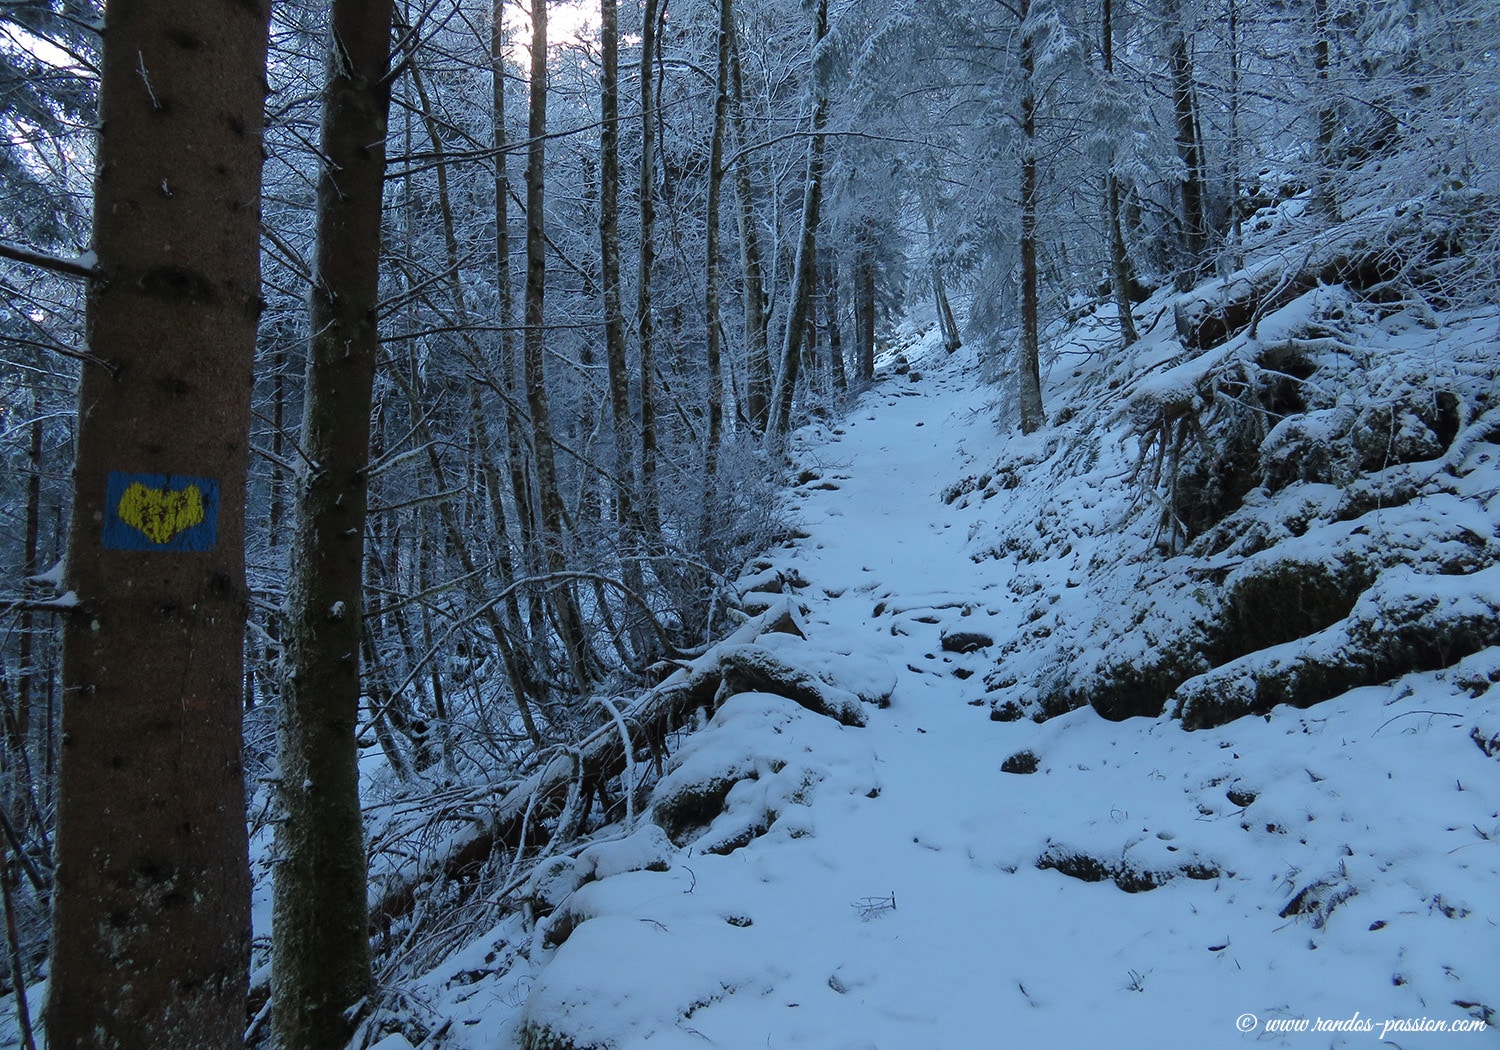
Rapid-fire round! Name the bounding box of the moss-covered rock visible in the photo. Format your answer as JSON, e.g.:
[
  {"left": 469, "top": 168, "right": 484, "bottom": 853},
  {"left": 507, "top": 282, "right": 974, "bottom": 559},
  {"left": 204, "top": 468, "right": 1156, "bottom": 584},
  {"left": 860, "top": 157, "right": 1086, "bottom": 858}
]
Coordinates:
[
  {"left": 652, "top": 771, "right": 755, "bottom": 846},
  {"left": 1352, "top": 400, "right": 1449, "bottom": 471},
  {"left": 519, "top": 1023, "right": 606, "bottom": 1050},
  {"left": 1036, "top": 843, "right": 1221, "bottom": 893},
  {"left": 1084, "top": 644, "right": 1212, "bottom": 722},
  {"left": 718, "top": 645, "right": 868, "bottom": 726},
  {"left": 1173, "top": 629, "right": 1368, "bottom": 730},
  {"left": 1176, "top": 566, "right": 1500, "bottom": 729},
  {"left": 940, "top": 629, "right": 995, "bottom": 654},
  {"left": 1259, "top": 408, "right": 1356, "bottom": 492},
  {"left": 1216, "top": 554, "right": 1371, "bottom": 662},
  {"left": 523, "top": 856, "right": 583, "bottom": 921},
  {"left": 1000, "top": 750, "right": 1040, "bottom": 774},
  {"left": 1347, "top": 565, "right": 1500, "bottom": 676}
]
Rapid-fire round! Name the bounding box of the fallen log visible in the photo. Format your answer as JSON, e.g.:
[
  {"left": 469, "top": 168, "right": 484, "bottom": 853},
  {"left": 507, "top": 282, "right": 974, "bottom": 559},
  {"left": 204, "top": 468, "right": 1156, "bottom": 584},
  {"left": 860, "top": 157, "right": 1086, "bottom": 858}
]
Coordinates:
[{"left": 366, "top": 599, "right": 806, "bottom": 933}]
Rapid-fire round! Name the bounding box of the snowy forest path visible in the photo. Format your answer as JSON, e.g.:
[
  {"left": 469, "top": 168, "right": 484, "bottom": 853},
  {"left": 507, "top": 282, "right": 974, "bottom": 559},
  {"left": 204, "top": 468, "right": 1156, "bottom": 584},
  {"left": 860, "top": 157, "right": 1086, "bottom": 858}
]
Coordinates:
[
  {"left": 729, "top": 337, "right": 1079, "bottom": 1043},
  {"left": 493, "top": 313, "right": 1500, "bottom": 1050}
]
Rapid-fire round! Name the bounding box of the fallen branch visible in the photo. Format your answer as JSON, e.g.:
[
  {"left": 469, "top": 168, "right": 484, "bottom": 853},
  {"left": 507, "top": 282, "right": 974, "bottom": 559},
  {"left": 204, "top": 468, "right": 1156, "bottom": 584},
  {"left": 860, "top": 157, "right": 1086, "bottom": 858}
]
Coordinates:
[{"left": 367, "top": 599, "right": 805, "bottom": 932}]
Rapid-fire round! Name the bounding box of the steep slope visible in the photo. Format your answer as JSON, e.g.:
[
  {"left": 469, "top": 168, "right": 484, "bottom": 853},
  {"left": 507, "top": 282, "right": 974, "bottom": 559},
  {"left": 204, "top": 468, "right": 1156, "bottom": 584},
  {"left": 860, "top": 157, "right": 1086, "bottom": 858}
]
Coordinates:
[{"left": 385, "top": 291, "right": 1500, "bottom": 1049}]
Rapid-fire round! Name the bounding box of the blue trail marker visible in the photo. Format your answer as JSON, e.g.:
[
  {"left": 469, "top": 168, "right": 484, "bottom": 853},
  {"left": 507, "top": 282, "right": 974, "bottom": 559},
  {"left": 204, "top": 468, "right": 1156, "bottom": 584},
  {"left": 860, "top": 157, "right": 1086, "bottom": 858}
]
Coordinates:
[{"left": 102, "top": 471, "right": 220, "bottom": 552}]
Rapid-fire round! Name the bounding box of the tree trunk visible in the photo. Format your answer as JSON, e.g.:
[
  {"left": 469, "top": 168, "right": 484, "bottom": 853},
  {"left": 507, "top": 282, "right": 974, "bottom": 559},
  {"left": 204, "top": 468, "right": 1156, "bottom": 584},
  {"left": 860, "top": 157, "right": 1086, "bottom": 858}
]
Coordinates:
[
  {"left": 492, "top": 0, "right": 549, "bottom": 641},
  {"left": 823, "top": 252, "right": 848, "bottom": 394},
  {"left": 1103, "top": 0, "right": 1139, "bottom": 346},
  {"left": 637, "top": 0, "right": 663, "bottom": 536},
  {"left": 934, "top": 268, "right": 962, "bottom": 353},
  {"left": 272, "top": 0, "right": 392, "bottom": 1045},
  {"left": 767, "top": 0, "right": 830, "bottom": 442},
  {"left": 703, "top": 0, "right": 732, "bottom": 519},
  {"left": 1225, "top": 0, "right": 1246, "bottom": 270},
  {"left": 804, "top": 263, "right": 824, "bottom": 397},
  {"left": 854, "top": 224, "right": 876, "bottom": 382},
  {"left": 729, "top": 31, "right": 771, "bottom": 434},
  {"left": 599, "top": 0, "right": 653, "bottom": 659},
  {"left": 524, "top": 0, "right": 595, "bottom": 696},
  {"left": 1018, "top": 0, "right": 1046, "bottom": 433},
  {"left": 16, "top": 406, "right": 41, "bottom": 746},
  {"left": 47, "top": 2, "right": 270, "bottom": 1046},
  {"left": 1311, "top": 0, "right": 1339, "bottom": 215},
  {"left": 1165, "top": 0, "right": 1208, "bottom": 270}
]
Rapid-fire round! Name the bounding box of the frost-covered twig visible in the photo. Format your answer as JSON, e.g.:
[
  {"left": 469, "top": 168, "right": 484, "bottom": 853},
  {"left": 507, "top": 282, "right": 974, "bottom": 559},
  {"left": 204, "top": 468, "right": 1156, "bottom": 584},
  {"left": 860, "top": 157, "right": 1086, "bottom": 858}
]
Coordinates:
[
  {"left": 851, "top": 892, "right": 896, "bottom": 920},
  {"left": 595, "top": 696, "right": 637, "bottom": 828}
]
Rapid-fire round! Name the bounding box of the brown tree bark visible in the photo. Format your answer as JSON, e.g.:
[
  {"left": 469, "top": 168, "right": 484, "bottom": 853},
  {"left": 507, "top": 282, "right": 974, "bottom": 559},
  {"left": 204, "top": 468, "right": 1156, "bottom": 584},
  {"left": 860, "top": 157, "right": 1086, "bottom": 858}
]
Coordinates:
[
  {"left": 524, "top": 0, "right": 596, "bottom": 695},
  {"left": 767, "top": 0, "right": 830, "bottom": 442},
  {"left": 854, "top": 224, "right": 876, "bottom": 383},
  {"left": 271, "top": 0, "right": 392, "bottom": 1045},
  {"left": 637, "top": 0, "right": 664, "bottom": 536},
  {"left": 1164, "top": 0, "right": 1208, "bottom": 269},
  {"left": 823, "top": 251, "right": 848, "bottom": 394},
  {"left": 47, "top": 1, "right": 271, "bottom": 1046},
  {"left": 1018, "top": 0, "right": 1046, "bottom": 433},
  {"left": 729, "top": 32, "right": 772, "bottom": 434},
  {"left": 16, "top": 406, "right": 41, "bottom": 744},
  {"left": 703, "top": 0, "right": 733, "bottom": 509},
  {"left": 1103, "top": 0, "right": 1139, "bottom": 347}
]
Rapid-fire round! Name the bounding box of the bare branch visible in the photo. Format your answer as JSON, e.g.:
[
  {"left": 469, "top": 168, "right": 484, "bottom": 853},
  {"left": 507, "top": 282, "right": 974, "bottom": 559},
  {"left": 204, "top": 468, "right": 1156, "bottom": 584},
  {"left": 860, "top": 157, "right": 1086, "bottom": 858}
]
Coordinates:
[{"left": 0, "top": 239, "right": 96, "bottom": 280}]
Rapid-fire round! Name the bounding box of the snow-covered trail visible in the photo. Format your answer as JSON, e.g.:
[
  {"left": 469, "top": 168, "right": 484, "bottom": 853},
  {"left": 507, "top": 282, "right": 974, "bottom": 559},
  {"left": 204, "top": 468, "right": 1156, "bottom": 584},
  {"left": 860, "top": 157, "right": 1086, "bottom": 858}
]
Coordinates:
[
  {"left": 421, "top": 327, "right": 1500, "bottom": 1050},
  {"left": 747, "top": 350, "right": 1053, "bottom": 1045},
  {"left": 708, "top": 343, "right": 1205, "bottom": 1048},
  {"left": 504, "top": 338, "right": 1235, "bottom": 1049}
]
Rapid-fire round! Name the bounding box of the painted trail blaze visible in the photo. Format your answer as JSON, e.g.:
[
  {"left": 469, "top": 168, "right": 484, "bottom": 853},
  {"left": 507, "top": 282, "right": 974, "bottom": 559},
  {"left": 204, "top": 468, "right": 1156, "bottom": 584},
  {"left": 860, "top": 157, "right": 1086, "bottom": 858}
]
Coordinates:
[{"left": 103, "top": 472, "right": 220, "bottom": 552}]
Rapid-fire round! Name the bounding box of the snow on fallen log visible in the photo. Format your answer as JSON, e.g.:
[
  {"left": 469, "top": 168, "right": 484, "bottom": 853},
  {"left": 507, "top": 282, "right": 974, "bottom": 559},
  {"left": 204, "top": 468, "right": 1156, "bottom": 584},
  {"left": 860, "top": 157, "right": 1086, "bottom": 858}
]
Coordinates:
[{"left": 368, "top": 598, "right": 807, "bottom": 930}]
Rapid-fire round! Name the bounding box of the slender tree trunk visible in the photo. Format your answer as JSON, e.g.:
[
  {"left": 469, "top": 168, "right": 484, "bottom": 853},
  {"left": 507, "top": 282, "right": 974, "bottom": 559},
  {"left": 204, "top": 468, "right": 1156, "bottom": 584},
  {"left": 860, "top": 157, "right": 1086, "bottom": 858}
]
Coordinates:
[
  {"left": 524, "top": 0, "right": 595, "bottom": 696},
  {"left": 47, "top": 2, "right": 270, "bottom": 1045},
  {"left": 703, "top": 0, "right": 733, "bottom": 518},
  {"left": 407, "top": 53, "right": 535, "bottom": 690},
  {"left": 492, "top": 0, "right": 548, "bottom": 641},
  {"left": 823, "top": 253, "right": 848, "bottom": 394},
  {"left": 804, "top": 263, "right": 824, "bottom": 396},
  {"left": 272, "top": 0, "right": 392, "bottom": 1045},
  {"left": 729, "top": 31, "right": 771, "bottom": 434},
  {"left": 1165, "top": 0, "right": 1208, "bottom": 270},
  {"left": 17, "top": 407, "right": 41, "bottom": 745},
  {"left": 1226, "top": 0, "right": 1246, "bottom": 269},
  {"left": 600, "top": 0, "right": 631, "bottom": 523},
  {"left": 854, "top": 224, "right": 876, "bottom": 382},
  {"left": 767, "top": 0, "right": 830, "bottom": 442},
  {"left": 1103, "top": 0, "right": 1139, "bottom": 346},
  {"left": 1018, "top": 0, "right": 1046, "bottom": 433},
  {"left": 269, "top": 353, "right": 287, "bottom": 549},
  {"left": 926, "top": 211, "right": 962, "bottom": 352},
  {"left": 1311, "top": 0, "right": 1340, "bottom": 215},
  {"left": 934, "top": 269, "right": 961, "bottom": 352},
  {"left": 637, "top": 0, "right": 663, "bottom": 535},
  {"left": 599, "top": 0, "right": 649, "bottom": 647}
]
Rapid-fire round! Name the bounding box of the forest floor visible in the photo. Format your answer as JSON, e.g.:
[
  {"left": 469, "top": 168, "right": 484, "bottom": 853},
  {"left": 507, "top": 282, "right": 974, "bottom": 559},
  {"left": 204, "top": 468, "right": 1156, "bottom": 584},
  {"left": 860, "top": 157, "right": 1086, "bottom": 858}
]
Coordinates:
[{"left": 398, "top": 309, "right": 1500, "bottom": 1050}]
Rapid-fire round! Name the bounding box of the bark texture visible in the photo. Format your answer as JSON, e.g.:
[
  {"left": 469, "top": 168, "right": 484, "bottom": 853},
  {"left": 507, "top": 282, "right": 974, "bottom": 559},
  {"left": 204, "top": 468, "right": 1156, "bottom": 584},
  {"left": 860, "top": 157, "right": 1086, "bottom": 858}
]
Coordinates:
[
  {"left": 1018, "top": 0, "right": 1046, "bottom": 434},
  {"left": 523, "top": 0, "right": 595, "bottom": 693},
  {"left": 48, "top": 1, "right": 270, "bottom": 1046},
  {"left": 767, "top": 0, "right": 830, "bottom": 442},
  {"left": 272, "top": 1, "right": 392, "bottom": 1046},
  {"left": 1103, "top": 0, "right": 1139, "bottom": 347}
]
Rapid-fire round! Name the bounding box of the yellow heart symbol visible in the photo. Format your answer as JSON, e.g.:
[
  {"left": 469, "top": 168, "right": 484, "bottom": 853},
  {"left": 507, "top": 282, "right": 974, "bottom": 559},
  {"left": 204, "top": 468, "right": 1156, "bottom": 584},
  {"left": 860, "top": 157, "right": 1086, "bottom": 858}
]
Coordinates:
[{"left": 116, "top": 482, "right": 206, "bottom": 544}]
